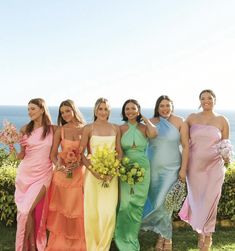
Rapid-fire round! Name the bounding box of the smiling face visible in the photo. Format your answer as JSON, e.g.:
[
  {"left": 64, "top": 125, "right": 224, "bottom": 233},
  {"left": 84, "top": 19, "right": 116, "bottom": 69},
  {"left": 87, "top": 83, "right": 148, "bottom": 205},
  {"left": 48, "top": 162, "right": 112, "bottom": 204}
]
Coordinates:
[
  {"left": 124, "top": 102, "right": 140, "bottom": 122},
  {"left": 28, "top": 103, "right": 44, "bottom": 121},
  {"left": 95, "top": 102, "right": 110, "bottom": 121},
  {"left": 158, "top": 99, "right": 173, "bottom": 119},
  {"left": 60, "top": 105, "right": 75, "bottom": 123},
  {"left": 199, "top": 91, "right": 216, "bottom": 111}
]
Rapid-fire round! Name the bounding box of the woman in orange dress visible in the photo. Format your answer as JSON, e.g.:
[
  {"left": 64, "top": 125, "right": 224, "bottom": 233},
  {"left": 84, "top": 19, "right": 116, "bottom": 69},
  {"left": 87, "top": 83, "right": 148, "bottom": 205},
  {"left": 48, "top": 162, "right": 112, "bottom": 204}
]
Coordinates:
[{"left": 46, "top": 99, "right": 86, "bottom": 251}]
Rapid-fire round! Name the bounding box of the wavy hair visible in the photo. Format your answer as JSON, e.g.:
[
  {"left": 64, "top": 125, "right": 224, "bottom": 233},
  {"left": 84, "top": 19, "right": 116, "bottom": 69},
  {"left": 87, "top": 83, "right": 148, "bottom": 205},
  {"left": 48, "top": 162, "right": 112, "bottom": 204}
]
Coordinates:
[
  {"left": 25, "top": 98, "right": 52, "bottom": 139},
  {"left": 57, "top": 99, "right": 86, "bottom": 126}
]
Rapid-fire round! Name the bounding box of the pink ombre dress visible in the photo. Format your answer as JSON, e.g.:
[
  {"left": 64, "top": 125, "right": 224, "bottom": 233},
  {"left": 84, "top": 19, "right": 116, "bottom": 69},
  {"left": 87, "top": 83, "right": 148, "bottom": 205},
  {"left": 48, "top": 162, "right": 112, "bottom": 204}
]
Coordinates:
[
  {"left": 15, "top": 127, "right": 53, "bottom": 251},
  {"left": 179, "top": 124, "right": 225, "bottom": 234}
]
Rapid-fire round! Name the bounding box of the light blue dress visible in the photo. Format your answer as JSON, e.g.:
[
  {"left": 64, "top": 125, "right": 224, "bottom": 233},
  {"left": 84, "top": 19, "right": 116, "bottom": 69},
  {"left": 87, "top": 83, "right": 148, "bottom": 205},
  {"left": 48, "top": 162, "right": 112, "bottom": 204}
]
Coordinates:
[{"left": 141, "top": 117, "right": 181, "bottom": 239}]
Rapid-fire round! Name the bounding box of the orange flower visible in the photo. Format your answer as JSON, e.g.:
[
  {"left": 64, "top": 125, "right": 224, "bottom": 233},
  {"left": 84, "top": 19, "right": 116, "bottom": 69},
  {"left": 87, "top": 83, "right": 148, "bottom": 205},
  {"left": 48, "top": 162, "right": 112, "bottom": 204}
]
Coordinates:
[{"left": 58, "top": 147, "right": 81, "bottom": 178}]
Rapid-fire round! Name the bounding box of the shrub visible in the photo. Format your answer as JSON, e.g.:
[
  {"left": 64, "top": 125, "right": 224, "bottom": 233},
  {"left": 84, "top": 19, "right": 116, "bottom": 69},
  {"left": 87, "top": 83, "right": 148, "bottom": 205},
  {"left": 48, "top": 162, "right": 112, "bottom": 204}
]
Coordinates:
[
  {"left": 0, "top": 164, "right": 17, "bottom": 226},
  {"left": 0, "top": 148, "right": 18, "bottom": 226},
  {"left": 0, "top": 147, "right": 8, "bottom": 166},
  {"left": 173, "top": 162, "right": 235, "bottom": 221},
  {"left": 218, "top": 163, "right": 235, "bottom": 221}
]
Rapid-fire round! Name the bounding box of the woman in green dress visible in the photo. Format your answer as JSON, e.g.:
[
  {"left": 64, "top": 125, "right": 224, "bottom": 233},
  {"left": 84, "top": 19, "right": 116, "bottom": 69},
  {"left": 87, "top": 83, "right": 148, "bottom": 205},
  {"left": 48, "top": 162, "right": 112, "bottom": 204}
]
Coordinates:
[{"left": 114, "top": 99, "right": 157, "bottom": 251}]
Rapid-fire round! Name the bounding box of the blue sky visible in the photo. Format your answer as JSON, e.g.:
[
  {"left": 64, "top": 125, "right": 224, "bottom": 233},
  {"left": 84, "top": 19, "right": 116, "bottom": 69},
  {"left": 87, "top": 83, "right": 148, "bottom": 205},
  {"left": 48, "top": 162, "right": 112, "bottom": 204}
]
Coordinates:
[{"left": 1, "top": 1, "right": 235, "bottom": 109}]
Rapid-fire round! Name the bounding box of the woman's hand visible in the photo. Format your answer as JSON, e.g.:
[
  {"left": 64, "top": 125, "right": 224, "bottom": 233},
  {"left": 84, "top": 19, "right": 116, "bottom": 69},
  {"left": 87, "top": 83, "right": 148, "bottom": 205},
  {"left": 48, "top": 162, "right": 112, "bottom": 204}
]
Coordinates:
[
  {"left": 9, "top": 144, "right": 16, "bottom": 153},
  {"left": 55, "top": 159, "right": 66, "bottom": 171},
  {"left": 223, "top": 157, "right": 231, "bottom": 167},
  {"left": 178, "top": 168, "right": 186, "bottom": 183}
]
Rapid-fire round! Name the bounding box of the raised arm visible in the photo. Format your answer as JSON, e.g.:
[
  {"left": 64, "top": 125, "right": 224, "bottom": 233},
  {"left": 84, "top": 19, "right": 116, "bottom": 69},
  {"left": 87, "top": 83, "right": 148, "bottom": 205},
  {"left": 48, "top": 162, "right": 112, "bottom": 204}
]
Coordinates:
[
  {"left": 16, "top": 126, "right": 27, "bottom": 160},
  {"left": 142, "top": 115, "right": 158, "bottom": 139}
]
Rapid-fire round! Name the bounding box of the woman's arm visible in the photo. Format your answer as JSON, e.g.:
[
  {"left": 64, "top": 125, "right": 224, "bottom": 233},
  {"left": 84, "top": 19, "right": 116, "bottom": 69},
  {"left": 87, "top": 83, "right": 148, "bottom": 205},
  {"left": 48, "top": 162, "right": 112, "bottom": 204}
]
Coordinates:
[
  {"left": 178, "top": 120, "right": 189, "bottom": 182},
  {"left": 16, "top": 126, "right": 27, "bottom": 160},
  {"left": 142, "top": 115, "right": 158, "bottom": 138},
  {"left": 50, "top": 127, "right": 61, "bottom": 166},
  {"left": 115, "top": 125, "right": 123, "bottom": 160},
  {"left": 80, "top": 124, "right": 91, "bottom": 169}
]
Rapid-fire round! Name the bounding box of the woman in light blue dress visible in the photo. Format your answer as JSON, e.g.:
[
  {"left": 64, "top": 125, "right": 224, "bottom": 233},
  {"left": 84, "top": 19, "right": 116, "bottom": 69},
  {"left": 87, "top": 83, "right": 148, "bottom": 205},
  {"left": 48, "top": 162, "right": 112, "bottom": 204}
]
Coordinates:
[{"left": 142, "top": 95, "right": 189, "bottom": 251}]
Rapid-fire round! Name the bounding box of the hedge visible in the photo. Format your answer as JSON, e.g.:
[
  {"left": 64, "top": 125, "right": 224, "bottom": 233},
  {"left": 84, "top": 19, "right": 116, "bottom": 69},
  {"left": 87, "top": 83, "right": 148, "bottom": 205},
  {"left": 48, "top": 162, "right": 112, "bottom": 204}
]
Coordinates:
[
  {"left": 0, "top": 148, "right": 234, "bottom": 226},
  {"left": 0, "top": 149, "right": 18, "bottom": 226}
]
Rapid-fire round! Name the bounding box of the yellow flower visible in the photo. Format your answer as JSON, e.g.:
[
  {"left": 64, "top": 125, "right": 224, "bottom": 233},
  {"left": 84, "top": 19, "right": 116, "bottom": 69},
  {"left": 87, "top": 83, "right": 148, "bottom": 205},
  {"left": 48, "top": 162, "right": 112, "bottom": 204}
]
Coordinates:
[
  {"left": 89, "top": 144, "right": 120, "bottom": 187},
  {"left": 119, "top": 156, "right": 145, "bottom": 194}
]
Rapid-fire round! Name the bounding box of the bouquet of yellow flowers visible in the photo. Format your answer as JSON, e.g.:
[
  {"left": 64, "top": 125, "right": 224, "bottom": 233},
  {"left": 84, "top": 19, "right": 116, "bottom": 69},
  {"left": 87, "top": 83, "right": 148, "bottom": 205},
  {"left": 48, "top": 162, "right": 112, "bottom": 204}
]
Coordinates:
[
  {"left": 58, "top": 147, "right": 81, "bottom": 178},
  {"left": 119, "top": 156, "right": 145, "bottom": 194},
  {"left": 88, "top": 145, "right": 120, "bottom": 187}
]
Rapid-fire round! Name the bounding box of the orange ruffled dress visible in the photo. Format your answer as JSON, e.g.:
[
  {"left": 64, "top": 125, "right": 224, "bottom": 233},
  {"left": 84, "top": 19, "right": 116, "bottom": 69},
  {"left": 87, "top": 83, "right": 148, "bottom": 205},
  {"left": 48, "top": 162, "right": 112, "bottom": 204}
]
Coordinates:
[{"left": 46, "top": 129, "right": 86, "bottom": 251}]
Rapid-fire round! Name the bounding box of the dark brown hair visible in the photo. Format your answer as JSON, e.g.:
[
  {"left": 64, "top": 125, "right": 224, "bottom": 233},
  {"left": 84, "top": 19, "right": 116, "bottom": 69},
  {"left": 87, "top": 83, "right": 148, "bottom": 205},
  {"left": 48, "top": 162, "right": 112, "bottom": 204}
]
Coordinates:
[
  {"left": 153, "top": 95, "right": 174, "bottom": 117},
  {"left": 121, "top": 99, "right": 142, "bottom": 122},
  {"left": 199, "top": 89, "right": 216, "bottom": 100}
]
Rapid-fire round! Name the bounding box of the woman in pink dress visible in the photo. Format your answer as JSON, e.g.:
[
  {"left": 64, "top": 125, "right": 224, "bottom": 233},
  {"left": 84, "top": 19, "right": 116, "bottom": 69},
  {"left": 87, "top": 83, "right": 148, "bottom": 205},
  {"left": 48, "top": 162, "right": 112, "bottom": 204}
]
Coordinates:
[
  {"left": 179, "top": 89, "right": 230, "bottom": 251},
  {"left": 46, "top": 99, "right": 87, "bottom": 251},
  {"left": 14, "top": 98, "right": 55, "bottom": 251}
]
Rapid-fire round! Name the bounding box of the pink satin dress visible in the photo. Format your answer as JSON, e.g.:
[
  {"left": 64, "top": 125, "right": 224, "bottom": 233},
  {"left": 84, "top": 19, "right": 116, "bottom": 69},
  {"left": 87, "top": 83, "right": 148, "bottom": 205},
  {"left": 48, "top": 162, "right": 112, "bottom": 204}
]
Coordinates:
[
  {"left": 179, "top": 124, "right": 225, "bottom": 234},
  {"left": 46, "top": 128, "right": 86, "bottom": 251},
  {"left": 15, "top": 127, "right": 53, "bottom": 251}
]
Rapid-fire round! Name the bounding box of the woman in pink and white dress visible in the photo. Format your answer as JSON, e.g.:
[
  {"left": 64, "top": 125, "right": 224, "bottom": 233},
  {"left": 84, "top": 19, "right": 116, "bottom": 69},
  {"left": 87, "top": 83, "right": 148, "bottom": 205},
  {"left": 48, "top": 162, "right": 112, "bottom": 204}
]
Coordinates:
[
  {"left": 179, "top": 89, "right": 230, "bottom": 251},
  {"left": 14, "top": 98, "right": 55, "bottom": 251}
]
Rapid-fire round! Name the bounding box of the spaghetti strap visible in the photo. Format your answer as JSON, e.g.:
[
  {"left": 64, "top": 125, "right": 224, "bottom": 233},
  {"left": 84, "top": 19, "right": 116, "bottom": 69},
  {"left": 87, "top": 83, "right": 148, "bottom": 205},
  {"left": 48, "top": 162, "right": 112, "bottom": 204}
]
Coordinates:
[
  {"left": 111, "top": 123, "right": 117, "bottom": 135},
  {"left": 61, "top": 127, "right": 64, "bottom": 140}
]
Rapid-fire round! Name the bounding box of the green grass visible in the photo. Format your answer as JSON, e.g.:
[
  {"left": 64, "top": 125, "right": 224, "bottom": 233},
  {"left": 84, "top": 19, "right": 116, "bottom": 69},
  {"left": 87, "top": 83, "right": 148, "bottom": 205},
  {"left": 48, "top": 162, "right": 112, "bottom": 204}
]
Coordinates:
[
  {"left": 111, "top": 226, "right": 235, "bottom": 251},
  {"left": 0, "top": 223, "right": 234, "bottom": 251}
]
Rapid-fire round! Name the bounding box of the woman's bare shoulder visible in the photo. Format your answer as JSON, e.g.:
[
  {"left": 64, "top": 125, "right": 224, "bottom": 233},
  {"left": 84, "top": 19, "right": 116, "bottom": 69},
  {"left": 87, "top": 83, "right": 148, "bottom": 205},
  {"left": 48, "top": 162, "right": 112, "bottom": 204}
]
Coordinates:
[{"left": 119, "top": 123, "right": 128, "bottom": 134}]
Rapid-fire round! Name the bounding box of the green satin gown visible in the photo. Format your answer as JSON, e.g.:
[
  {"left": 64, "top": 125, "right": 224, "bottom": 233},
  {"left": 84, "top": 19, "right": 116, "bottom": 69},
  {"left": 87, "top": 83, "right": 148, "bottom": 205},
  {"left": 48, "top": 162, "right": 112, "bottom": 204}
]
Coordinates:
[{"left": 114, "top": 123, "right": 150, "bottom": 251}]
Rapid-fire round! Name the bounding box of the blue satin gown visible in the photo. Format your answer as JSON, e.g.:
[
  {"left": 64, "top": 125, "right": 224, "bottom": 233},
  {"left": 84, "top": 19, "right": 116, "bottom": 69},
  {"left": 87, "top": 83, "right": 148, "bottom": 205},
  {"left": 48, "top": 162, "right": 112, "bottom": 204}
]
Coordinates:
[{"left": 142, "top": 117, "right": 181, "bottom": 239}]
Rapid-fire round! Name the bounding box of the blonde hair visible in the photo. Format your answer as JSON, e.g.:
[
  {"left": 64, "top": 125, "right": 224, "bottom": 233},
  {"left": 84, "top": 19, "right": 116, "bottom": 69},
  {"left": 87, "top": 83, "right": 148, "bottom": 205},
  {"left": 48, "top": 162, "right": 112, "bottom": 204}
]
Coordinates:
[{"left": 93, "top": 98, "right": 111, "bottom": 121}]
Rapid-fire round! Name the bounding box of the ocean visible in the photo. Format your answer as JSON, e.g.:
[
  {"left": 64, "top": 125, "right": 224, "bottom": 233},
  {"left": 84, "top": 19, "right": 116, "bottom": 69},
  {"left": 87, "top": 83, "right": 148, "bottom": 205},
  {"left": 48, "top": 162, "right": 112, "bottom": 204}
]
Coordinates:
[{"left": 0, "top": 105, "right": 235, "bottom": 149}]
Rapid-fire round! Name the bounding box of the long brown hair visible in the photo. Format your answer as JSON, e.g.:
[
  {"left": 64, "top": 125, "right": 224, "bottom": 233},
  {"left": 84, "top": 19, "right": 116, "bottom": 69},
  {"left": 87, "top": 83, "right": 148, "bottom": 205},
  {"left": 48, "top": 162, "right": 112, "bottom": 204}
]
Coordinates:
[
  {"left": 57, "top": 99, "right": 86, "bottom": 126},
  {"left": 25, "top": 98, "right": 52, "bottom": 139}
]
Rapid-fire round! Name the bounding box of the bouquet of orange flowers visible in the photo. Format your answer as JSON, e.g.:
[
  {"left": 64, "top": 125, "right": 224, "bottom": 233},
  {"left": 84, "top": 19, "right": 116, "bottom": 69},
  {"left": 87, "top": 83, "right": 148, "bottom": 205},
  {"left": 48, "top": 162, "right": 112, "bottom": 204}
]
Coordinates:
[
  {"left": 88, "top": 145, "right": 120, "bottom": 187},
  {"left": 58, "top": 147, "right": 81, "bottom": 178},
  {"left": 119, "top": 156, "right": 145, "bottom": 194}
]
